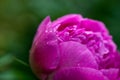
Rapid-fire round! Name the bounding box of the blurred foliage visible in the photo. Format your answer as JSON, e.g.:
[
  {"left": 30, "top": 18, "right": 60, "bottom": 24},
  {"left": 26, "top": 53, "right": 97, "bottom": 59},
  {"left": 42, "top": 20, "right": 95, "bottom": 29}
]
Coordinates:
[{"left": 0, "top": 0, "right": 120, "bottom": 80}]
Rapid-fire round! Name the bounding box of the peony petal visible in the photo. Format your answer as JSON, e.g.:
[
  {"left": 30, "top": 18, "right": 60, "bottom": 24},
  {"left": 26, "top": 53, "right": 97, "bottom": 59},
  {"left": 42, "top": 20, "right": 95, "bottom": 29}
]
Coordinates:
[
  {"left": 114, "top": 51, "right": 120, "bottom": 68},
  {"left": 59, "top": 41, "right": 98, "bottom": 69},
  {"left": 80, "top": 19, "right": 109, "bottom": 39},
  {"left": 52, "top": 14, "right": 83, "bottom": 31},
  {"left": 33, "top": 16, "right": 51, "bottom": 45},
  {"left": 53, "top": 67, "right": 108, "bottom": 80},
  {"left": 30, "top": 32, "right": 60, "bottom": 78},
  {"left": 105, "top": 40, "right": 117, "bottom": 53},
  {"left": 118, "top": 78, "right": 120, "bottom": 80},
  {"left": 101, "top": 68, "right": 119, "bottom": 80},
  {"left": 30, "top": 16, "right": 60, "bottom": 76},
  {"left": 38, "top": 16, "right": 51, "bottom": 32},
  {"left": 100, "top": 51, "right": 120, "bottom": 69}
]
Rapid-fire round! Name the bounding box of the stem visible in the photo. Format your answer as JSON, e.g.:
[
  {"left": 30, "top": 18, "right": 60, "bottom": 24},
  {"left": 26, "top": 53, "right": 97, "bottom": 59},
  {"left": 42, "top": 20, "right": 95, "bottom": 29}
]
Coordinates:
[{"left": 13, "top": 56, "right": 29, "bottom": 67}]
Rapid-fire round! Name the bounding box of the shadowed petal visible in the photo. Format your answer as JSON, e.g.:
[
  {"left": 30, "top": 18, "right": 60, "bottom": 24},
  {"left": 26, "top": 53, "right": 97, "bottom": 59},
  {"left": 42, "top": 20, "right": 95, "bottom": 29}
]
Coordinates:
[
  {"left": 101, "top": 68, "right": 119, "bottom": 80},
  {"left": 53, "top": 67, "right": 108, "bottom": 80},
  {"left": 118, "top": 78, "right": 120, "bottom": 80}
]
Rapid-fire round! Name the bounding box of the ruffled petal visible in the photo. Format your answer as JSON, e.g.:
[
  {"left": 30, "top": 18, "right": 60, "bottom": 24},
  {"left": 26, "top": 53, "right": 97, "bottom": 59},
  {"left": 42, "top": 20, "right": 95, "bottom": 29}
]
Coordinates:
[
  {"left": 52, "top": 14, "right": 83, "bottom": 31},
  {"left": 80, "top": 19, "right": 109, "bottom": 39}
]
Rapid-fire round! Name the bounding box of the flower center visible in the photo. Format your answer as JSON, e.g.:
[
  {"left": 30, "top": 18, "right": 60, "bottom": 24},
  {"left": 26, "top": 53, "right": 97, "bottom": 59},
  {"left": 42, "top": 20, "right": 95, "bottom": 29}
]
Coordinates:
[{"left": 56, "top": 24, "right": 109, "bottom": 63}]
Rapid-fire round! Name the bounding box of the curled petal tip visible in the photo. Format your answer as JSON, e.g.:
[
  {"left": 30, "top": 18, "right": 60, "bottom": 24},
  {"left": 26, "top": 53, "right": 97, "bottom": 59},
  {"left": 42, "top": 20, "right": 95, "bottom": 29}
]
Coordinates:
[{"left": 37, "top": 16, "right": 51, "bottom": 31}]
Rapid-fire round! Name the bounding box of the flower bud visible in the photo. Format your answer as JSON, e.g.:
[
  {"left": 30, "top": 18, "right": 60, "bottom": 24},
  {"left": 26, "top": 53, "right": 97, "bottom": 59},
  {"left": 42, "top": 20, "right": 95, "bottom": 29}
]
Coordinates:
[{"left": 30, "top": 14, "right": 120, "bottom": 80}]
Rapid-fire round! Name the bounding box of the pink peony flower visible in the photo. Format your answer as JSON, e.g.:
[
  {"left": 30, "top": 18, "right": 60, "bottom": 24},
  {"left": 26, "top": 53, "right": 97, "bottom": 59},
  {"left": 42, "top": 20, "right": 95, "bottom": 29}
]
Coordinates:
[{"left": 29, "top": 14, "right": 120, "bottom": 80}]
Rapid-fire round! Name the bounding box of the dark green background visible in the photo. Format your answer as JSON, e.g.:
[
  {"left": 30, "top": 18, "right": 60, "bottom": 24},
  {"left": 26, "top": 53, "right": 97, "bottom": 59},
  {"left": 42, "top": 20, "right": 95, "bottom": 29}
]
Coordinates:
[{"left": 0, "top": 0, "right": 120, "bottom": 80}]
